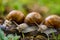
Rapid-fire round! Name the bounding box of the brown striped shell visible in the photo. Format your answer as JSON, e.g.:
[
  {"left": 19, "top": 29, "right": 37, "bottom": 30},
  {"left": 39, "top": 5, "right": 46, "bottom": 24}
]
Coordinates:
[
  {"left": 6, "top": 10, "right": 25, "bottom": 24},
  {"left": 24, "top": 12, "right": 43, "bottom": 25},
  {"left": 44, "top": 15, "right": 60, "bottom": 28}
]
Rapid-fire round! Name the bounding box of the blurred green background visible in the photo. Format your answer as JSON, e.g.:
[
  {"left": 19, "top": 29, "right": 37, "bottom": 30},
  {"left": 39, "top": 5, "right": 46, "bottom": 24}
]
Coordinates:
[{"left": 0, "top": 0, "right": 60, "bottom": 16}]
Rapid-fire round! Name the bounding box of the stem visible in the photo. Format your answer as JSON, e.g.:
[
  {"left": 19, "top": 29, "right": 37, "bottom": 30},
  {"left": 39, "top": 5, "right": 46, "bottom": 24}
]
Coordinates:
[
  {"left": 22, "top": 32, "right": 25, "bottom": 39},
  {"left": 47, "top": 34, "right": 50, "bottom": 40}
]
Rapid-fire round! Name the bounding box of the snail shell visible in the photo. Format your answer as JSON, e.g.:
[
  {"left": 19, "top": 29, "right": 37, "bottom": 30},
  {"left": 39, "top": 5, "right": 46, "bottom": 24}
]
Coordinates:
[
  {"left": 24, "top": 12, "right": 43, "bottom": 25},
  {"left": 44, "top": 15, "right": 60, "bottom": 28},
  {"left": 6, "top": 10, "right": 25, "bottom": 24}
]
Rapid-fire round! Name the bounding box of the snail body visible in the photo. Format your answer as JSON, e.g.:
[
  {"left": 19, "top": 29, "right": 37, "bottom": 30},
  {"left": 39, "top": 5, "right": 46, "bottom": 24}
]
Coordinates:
[
  {"left": 24, "top": 12, "right": 43, "bottom": 25},
  {"left": 16, "top": 23, "right": 38, "bottom": 33},
  {"left": 16, "top": 23, "right": 28, "bottom": 32},
  {"left": 3, "top": 20, "right": 12, "bottom": 27},
  {"left": 6, "top": 10, "right": 25, "bottom": 24},
  {"left": 44, "top": 15, "right": 60, "bottom": 28},
  {"left": 38, "top": 25, "right": 48, "bottom": 32}
]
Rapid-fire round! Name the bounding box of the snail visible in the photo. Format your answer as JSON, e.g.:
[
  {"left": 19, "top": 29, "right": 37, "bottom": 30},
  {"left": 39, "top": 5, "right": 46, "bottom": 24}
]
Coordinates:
[
  {"left": 24, "top": 12, "right": 43, "bottom": 25},
  {"left": 44, "top": 15, "right": 60, "bottom": 28},
  {"left": 24, "top": 12, "right": 47, "bottom": 32},
  {"left": 6, "top": 10, "right": 25, "bottom": 24}
]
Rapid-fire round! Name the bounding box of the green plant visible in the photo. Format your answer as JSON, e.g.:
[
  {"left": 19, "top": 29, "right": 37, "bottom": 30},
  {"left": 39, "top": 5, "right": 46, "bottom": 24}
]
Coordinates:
[
  {"left": 52, "top": 32, "right": 57, "bottom": 40},
  {"left": 0, "top": 28, "right": 20, "bottom": 40},
  {"left": 50, "top": 32, "right": 60, "bottom": 40},
  {"left": 0, "top": 29, "right": 5, "bottom": 40},
  {"left": 38, "top": 0, "right": 60, "bottom": 15},
  {"left": 6, "top": 34, "right": 20, "bottom": 40},
  {"left": 58, "top": 34, "right": 60, "bottom": 40}
]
